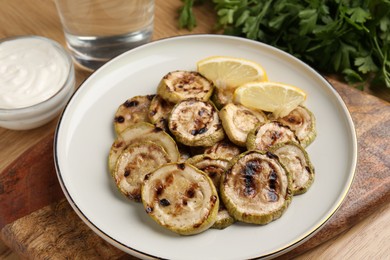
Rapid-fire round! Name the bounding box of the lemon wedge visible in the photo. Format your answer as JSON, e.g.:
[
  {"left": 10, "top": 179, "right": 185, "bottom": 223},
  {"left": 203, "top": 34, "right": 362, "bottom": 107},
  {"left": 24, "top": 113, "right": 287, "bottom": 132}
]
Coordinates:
[
  {"left": 197, "top": 56, "right": 268, "bottom": 89},
  {"left": 234, "top": 82, "right": 307, "bottom": 118}
]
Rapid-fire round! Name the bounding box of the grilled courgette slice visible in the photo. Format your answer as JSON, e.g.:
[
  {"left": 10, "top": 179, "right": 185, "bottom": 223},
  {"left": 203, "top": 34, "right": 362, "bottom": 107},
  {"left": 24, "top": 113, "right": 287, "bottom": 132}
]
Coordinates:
[
  {"left": 114, "top": 95, "right": 154, "bottom": 134},
  {"left": 269, "top": 142, "right": 315, "bottom": 195},
  {"left": 113, "top": 141, "right": 171, "bottom": 201},
  {"left": 141, "top": 163, "right": 219, "bottom": 235},
  {"left": 246, "top": 121, "right": 299, "bottom": 151},
  {"left": 148, "top": 94, "right": 175, "bottom": 132},
  {"left": 220, "top": 103, "right": 268, "bottom": 147},
  {"left": 157, "top": 71, "right": 214, "bottom": 103},
  {"left": 276, "top": 105, "right": 316, "bottom": 147},
  {"left": 211, "top": 87, "right": 234, "bottom": 109},
  {"left": 108, "top": 122, "right": 180, "bottom": 174},
  {"left": 203, "top": 139, "right": 243, "bottom": 161},
  {"left": 186, "top": 154, "right": 235, "bottom": 229},
  {"left": 186, "top": 154, "right": 229, "bottom": 188},
  {"left": 168, "top": 99, "right": 225, "bottom": 147},
  {"left": 212, "top": 205, "right": 236, "bottom": 229},
  {"left": 220, "top": 151, "right": 292, "bottom": 224}
]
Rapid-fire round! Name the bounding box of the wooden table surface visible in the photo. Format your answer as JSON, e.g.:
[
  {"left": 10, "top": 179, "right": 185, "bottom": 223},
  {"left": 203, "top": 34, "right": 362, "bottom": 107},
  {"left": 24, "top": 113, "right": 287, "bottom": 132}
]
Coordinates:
[{"left": 1, "top": 1, "right": 390, "bottom": 259}]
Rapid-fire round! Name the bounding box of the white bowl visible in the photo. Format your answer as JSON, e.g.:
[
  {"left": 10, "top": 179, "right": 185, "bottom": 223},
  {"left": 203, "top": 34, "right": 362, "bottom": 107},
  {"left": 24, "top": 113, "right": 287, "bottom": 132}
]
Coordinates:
[{"left": 0, "top": 36, "right": 75, "bottom": 130}]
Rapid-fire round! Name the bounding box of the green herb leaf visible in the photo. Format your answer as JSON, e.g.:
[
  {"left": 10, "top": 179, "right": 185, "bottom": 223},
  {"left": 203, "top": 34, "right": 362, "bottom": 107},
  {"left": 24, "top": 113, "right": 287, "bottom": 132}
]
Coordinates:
[
  {"left": 355, "top": 55, "right": 379, "bottom": 74},
  {"left": 299, "top": 9, "right": 318, "bottom": 35},
  {"left": 178, "top": 0, "right": 390, "bottom": 89},
  {"left": 178, "top": 0, "right": 197, "bottom": 30}
]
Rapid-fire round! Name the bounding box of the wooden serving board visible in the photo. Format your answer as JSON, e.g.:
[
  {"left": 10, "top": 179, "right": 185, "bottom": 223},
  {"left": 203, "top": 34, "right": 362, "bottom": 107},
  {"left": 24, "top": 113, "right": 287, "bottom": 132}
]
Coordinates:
[{"left": 0, "top": 77, "right": 389, "bottom": 259}]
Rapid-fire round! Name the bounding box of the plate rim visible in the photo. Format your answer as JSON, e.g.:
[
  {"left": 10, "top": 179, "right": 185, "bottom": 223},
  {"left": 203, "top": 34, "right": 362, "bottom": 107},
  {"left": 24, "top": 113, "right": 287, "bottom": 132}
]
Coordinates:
[{"left": 54, "top": 34, "right": 358, "bottom": 259}]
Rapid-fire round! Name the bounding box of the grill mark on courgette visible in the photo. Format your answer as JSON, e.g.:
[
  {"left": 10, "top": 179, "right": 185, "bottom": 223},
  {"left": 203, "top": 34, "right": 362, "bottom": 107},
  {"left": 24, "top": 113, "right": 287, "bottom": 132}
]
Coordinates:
[
  {"left": 284, "top": 113, "right": 302, "bottom": 125},
  {"left": 268, "top": 169, "right": 279, "bottom": 202},
  {"left": 147, "top": 94, "right": 155, "bottom": 101},
  {"left": 124, "top": 99, "right": 139, "bottom": 107},
  {"left": 114, "top": 116, "right": 125, "bottom": 123},
  {"left": 191, "top": 127, "right": 208, "bottom": 136},
  {"left": 266, "top": 151, "right": 278, "bottom": 160},
  {"left": 243, "top": 159, "right": 262, "bottom": 197},
  {"left": 159, "top": 198, "right": 171, "bottom": 206},
  {"left": 202, "top": 165, "right": 220, "bottom": 179},
  {"left": 148, "top": 125, "right": 162, "bottom": 132},
  {"left": 177, "top": 163, "right": 186, "bottom": 170},
  {"left": 145, "top": 206, "right": 153, "bottom": 213}
]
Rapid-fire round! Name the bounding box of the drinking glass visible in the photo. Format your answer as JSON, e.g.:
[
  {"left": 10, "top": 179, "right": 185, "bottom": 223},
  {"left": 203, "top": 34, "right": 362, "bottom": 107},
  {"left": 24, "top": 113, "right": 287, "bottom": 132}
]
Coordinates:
[{"left": 55, "top": 0, "right": 154, "bottom": 71}]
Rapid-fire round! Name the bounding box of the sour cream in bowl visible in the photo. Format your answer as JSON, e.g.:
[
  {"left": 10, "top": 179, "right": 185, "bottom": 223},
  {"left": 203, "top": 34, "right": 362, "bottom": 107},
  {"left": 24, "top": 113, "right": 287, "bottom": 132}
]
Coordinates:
[{"left": 0, "top": 35, "right": 75, "bottom": 130}]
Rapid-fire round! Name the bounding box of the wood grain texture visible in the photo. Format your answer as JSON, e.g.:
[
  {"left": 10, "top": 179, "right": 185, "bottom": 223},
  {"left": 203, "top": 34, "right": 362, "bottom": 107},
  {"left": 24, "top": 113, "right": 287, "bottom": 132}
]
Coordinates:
[
  {"left": 296, "top": 202, "right": 390, "bottom": 260},
  {"left": 1, "top": 200, "right": 126, "bottom": 260},
  {"left": 0, "top": 133, "right": 62, "bottom": 229},
  {"left": 1, "top": 0, "right": 390, "bottom": 259}
]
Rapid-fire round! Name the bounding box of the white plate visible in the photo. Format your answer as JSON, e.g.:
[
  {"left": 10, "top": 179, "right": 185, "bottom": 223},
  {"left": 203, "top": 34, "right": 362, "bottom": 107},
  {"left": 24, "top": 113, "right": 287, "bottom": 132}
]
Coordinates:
[{"left": 54, "top": 35, "right": 357, "bottom": 260}]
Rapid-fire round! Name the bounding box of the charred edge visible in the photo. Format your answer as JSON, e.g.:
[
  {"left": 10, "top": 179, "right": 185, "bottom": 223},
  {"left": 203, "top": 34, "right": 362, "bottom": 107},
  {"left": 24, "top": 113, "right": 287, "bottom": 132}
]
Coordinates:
[
  {"left": 207, "top": 170, "right": 217, "bottom": 179},
  {"left": 170, "top": 122, "right": 178, "bottom": 131},
  {"left": 159, "top": 118, "right": 167, "bottom": 127},
  {"left": 144, "top": 173, "right": 151, "bottom": 181},
  {"left": 203, "top": 155, "right": 213, "bottom": 160},
  {"left": 191, "top": 127, "right": 208, "bottom": 136},
  {"left": 147, "top": 94, "right": 156, "bottom": 101},
  {"left": 202, "top": 165, "right": 221, "bottom": 179},
  {"left": 131, "top": 193, "right": 141, "bottom": 202},
  {"left": 266, "top": 151, "right": 278, "bottom": 160},
  {"left": 124, "top": 100, "right": 139, "bottom": 107},
  {"left": 153, "top": 126, "right": 164, "bottom": 132},
  {"left": 160, "top": 98, "right": 172, "bottom": 108},
  {"left": 145, "top": 206, "right": 154, "bottom": 214},
  {"left": 177, "top": 163, "right": 186, "bottom": 170},
  {"left": 215, "top": 123, "right": 223, "bottom": 131},
  {"left": 223, "top": 169, "right": 232, "bottom": 184},
  {"left": 275, "top": 121, "right": 287, "bottom": 128},
  {"left": 193, "top": 223, "right": 202, "bottom": 229},
  {"left": 149, "top": 109, "right": 157, "bottom": 116},
  {"left": 183, "top": 98, "right": 198, "bottom": 105},
  {"left": 220, "top": 140, "right": 229, "bottom": 148},
  {"left": 114, "top": 116, "right": 125, "bottom": 123},
  {"left": 113, "top": 141, "right": 125, "bottom": 149},
  {"left": 163, "top": 72, "right": 171, "bottom": 80},
  {"left": 225, "top": 168, "right": 232, "bottom": 175},
  {"left": 191, "top": 71, "right": 202, "bottom": 77}
]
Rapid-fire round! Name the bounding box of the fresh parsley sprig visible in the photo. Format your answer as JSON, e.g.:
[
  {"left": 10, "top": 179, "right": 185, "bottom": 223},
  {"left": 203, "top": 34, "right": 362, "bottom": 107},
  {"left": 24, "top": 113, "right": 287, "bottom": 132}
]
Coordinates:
[{"left": 178, "top": 0, "right": 390, "bottom": 89}]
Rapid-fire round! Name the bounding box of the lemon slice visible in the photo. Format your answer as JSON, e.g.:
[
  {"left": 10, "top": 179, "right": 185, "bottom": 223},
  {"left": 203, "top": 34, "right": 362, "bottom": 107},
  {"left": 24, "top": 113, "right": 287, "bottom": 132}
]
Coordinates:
[
  {"left": 234, "top": 82, "right": 307, "bottom": 118},
  {"left": 197, "top": 56, "right": 268, "bottom": 89}
]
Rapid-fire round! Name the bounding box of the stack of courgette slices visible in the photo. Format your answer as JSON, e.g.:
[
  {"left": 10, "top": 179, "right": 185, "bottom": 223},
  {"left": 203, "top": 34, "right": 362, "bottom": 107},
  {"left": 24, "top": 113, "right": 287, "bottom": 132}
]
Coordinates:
[{"left": 109, "top": 69, "right": 316, "bottom": 236}]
